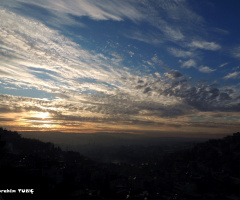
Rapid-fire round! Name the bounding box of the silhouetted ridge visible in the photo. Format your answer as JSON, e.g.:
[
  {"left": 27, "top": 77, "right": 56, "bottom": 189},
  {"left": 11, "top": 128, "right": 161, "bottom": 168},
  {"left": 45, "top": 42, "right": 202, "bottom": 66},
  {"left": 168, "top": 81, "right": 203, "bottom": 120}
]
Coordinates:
[
  {"left": 161, "top": 132, "right": 240, "bottom": 199},
  {"left": 1, "top": 128, "right": 240, "bottom": 200},
  {"left": 0, "top": 128, "right": 91, "bottom": 200}
]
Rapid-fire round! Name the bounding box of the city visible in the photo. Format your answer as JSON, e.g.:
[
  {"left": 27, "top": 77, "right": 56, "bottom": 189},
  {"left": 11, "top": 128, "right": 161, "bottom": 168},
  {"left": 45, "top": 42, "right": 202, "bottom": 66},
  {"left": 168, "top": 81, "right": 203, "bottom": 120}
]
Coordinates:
[{"left": 1, "top": 128, "right": 240, "bottom": 199}]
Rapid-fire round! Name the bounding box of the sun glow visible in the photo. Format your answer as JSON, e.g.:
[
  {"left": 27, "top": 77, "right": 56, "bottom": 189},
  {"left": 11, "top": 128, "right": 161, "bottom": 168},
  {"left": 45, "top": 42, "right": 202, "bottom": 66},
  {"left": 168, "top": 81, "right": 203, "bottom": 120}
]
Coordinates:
[
  {"left": 35, "top": 112, "right": 51, "bottom": 119},
  {"left": 24, "top": 111, "right": 59, "bottom": 129}
]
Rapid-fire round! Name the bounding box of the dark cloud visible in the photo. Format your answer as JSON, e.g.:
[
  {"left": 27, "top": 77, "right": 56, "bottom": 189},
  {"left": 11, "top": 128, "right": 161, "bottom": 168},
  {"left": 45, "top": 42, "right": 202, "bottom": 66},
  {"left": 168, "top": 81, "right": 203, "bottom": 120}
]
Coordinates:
[
  {"left": 219, "top": 93, "right": 232, "bottom": 101},
  {"left": 137, "top": 79, "right": 144, "bottom": 84},
  {"left": 189, "top": 121, "right": 240, "bottom": 129},
  {"left": 170, "top": 70, "right": 183, "bottom": 78},
  {"left": 51, "top": 112, "right": 172, "bottom": 128},
  {"left": 181, "top": 86, "right": 235, "bottom": 111},
  {"left": 0, "top": 117, "right": 13, "bottom": 122},
  {"left": 160, "top": 107, "right": 189, "bottom": 118},
  {"left": 132, "top": 74, "right": 240, "bottom": 112},
  {"left": 0, "top": 107, "right": 14, "bottom": 113},
  {"left": 143, "top": 86, "right": 152, "bottom": 94},
  {"left": 179, "top": 87, "right": 235, "bottom": 111}
]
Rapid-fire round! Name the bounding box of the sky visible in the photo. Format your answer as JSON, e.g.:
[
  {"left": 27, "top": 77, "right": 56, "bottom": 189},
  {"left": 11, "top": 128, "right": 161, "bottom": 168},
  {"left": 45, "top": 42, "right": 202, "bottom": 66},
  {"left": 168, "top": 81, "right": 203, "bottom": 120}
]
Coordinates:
[{"left": 0, "top": 0, "right": 240, "bottom": 138}]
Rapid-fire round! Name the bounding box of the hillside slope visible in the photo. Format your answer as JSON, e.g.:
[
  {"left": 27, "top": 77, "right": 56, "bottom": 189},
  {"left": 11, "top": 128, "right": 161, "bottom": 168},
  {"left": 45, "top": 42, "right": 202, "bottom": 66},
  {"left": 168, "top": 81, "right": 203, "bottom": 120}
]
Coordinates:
[{"left": 1, "top": 128, "right": 240, "bottom": 200}]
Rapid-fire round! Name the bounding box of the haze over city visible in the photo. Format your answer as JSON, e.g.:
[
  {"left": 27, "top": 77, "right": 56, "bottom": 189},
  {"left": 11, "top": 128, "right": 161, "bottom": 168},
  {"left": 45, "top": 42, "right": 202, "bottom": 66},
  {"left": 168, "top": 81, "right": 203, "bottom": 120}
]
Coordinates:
[{"left": 1, "top": 0, "right": 240, "bottom": 139}]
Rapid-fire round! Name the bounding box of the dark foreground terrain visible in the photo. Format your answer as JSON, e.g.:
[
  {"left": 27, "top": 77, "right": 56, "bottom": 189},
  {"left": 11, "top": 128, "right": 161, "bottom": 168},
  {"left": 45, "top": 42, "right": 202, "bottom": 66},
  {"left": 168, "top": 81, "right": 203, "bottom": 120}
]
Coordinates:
[{"left": 1, "top": 127, "right": 240, "bottom": 200}]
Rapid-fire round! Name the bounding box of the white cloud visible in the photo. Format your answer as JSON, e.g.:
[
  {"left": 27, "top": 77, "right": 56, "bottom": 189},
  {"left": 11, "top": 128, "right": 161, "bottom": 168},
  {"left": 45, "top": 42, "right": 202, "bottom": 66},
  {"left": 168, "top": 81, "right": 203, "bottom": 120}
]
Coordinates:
[
  {"left": 1, "top": 0, "right": 213, "bottom": 54},
  {"left": 129, "top": 51, "right": 134, "bottom": 57},
  {"left": 125, "top": 31, "right": 163, "bottom": 45},
  {"left": 180, "top": 59, "right": 197, "bottom": 68},
  {"left": 0, "top": 9, "right": 129, "bottom": 94},
  {"left": 198, "top": 66, "right": 216, "bottom": 73},
  {"left": 1, "top": 1, "right": 240, "bottom": 134},
  {"left": 232, "top": 46, "right": 240, "bottom": 59},
  {"left": 162, "top": 26, "right": 184, "bottom": 41},
  {"left": 141, "top": 0, "right": 203, "bottom": 43},
  {"left": 157, "top": 0, "right": 204, "bottom": 23},
  {"left": 111, "top": 53, "right": 123, "bottom": 63},
  {"left": 0, "top": 9, "right": 186, "bottom": 123},
  {"left": 224, "top": 71, "right": 240, "bottom": 80},
  {"left": 151, "top": 54, "right": 164, "bottom": 65},
  {"left": 7, "top": 0, "right": 144, "bottom": 22},
  {"left": 219, "top": 62, "right": 229, "bottom": 68},
  {"left": 168, "top": 48, "right": 193, "bottom": 58},
  {"left": 189, "top": 40, "right": 221, "bottom": 51}
]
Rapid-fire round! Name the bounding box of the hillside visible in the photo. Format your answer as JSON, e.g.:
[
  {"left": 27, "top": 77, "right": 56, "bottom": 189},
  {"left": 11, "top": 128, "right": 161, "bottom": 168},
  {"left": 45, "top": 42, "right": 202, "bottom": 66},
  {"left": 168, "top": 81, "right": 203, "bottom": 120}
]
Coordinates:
[
  {"left": 162, "top": 132, "right": 240, "bottom": 200},
  {"left": 1, "top": 128, "right": 240, "bottom": 200}
]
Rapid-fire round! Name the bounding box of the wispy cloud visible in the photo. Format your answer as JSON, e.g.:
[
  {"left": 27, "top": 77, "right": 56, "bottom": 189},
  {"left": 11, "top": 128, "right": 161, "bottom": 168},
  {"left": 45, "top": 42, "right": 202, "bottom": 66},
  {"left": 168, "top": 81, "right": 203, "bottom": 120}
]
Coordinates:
[
  {"left": 180, "top": 62, "right": 216, "bottom": 74},
  {"left": 151, "top": 54, "right": 164, "bottom": 66},
  {"left": 189, "top": 40, "right": 221, "bottom": 51},
  {"left": 168, "top": 48, "right": 193, "bottom": 58},
  {"left": 224, "top": 71, "right": 240, "bottom": 80},
  {"left": 198, "top": 66, "right": 216, "bottom": 73},
  {"left": 232, "top": 46, "right": 240, "bottom": 59},
  {"left": 161, "top": 25, "right": 184, "bottom": 41},
  {"left": 180, "top": 59, "right": 197, "bottom": 68},
  {"left": 0, "top": 9, "right": 129, "bottom": 95},
  {"left": 8, "top": 0, "right": 144, "bottom": 22},
  {"left": 1, "top": 1, "right": 240, "bottom": 134},
  {"left": 0, "top": 8, "right": 190, "bottom": 127},
  {"left": 125, "top": 31, "right": 163, "bottom": 45},
  {"left": 219, "top": 62, "right": 229, "bottom": 68},
  {"left": 2, "top": 0, "right": 221, "bottom": 56}
]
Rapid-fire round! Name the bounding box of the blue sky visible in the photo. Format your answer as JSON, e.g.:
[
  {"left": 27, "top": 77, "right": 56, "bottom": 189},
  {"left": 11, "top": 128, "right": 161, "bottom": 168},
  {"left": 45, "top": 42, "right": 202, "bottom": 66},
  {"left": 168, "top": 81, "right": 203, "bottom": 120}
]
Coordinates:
[{"left": 0, "top": 0, "right": 240, "bottom": 136}]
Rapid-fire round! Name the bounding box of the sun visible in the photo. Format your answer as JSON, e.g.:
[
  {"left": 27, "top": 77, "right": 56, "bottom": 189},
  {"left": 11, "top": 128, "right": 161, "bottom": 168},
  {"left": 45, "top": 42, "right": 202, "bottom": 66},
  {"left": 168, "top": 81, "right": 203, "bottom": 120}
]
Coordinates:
[
  {"left": 36, "top": 112, "right": 50, "bottom": 119},
  {"left": 27, "top": 111, "right": 58, "bottom": 129}
]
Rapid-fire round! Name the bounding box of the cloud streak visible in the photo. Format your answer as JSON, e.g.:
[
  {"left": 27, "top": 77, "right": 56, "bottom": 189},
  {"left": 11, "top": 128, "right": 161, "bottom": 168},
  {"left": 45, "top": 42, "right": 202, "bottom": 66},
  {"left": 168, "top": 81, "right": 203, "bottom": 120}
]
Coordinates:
[
  {"left": 189, "top": 40, "right": 221, "bottom": 50},
  {"left": 3, "top": 0, "right": 144, "bottom": 22},
  {"left": 180, "top": 59, "right": 197, "bottom": 68},
  {"left": 168, "top": 48, "right": 193, "bottom": 58},
  {"left": 224, "top": 71, "right": 240, "bottom": 80},
  {"left": 198, "top": 66, "right": 216, "bottom": 73},
  {"left": 0, "top": 1, "right": 240, "bottom": 135}
]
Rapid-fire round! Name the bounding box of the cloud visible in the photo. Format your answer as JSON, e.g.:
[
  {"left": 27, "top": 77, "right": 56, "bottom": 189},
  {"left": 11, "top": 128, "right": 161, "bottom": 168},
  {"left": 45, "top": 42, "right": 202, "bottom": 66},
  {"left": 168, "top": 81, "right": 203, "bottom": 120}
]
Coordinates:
[
  {"left": 140, "top": 0, "right": 203, "bottom": 41},
  {"left": 2, "top": 0, "right": 220, "bottom": 57},
  {"left": 157, "top": 0, "right": 204, "bottom": 23},
  {"left": 111, "top": 53, "right": 123, "bottom": 63},
  {"left": 114, "top": 0, "right": 206, "bottom": 46},
  {"left": 164, "top": 70, "right": 183, "bottom": 79},
  {"left": 189, "top": 40, "right": 221, "bottom": 50},
  {"left": 219, "top": 62, "right": 228, "bottom": 68},
  {"left": 162, "top": 26, "right": 184, "bottom": 41},
  {"left": 129, "top": 51, "right": 134, "bottom": 57},
  {"left": 232, "top": 46, "right": 240, "bottom": 59},
  {"left": 224, "top": 71, "right": 240, "bottom": 80},
  {"left": 168, "top": 48, "right": 193, "bottom": 58},
  {"left": 1, "top": 2, "right": 240, "bottom": 134},
  {"left": 180, "top": 59, "right": 197, "bottom": 68},
  {"left": 7, "top": 0, "right": 144, "bottom": 22},
  {"left": 131, "top": 73, "right": 240, "bottom": 113},
  {"left": 0, "top": 9, "right": 195, "bottom": 126},
  {"left": 125, "top": 31, "right": 163, "bottom": 45},
  {"left": 0, "top": 117, "right": 13, "bottom": 122},
  {"left": 0, "top": 8, "right": 132, "bottom": 96},
  {"left": 151, "top": 54, "right": 164, "bottom": 65},
  {"left": 198, "top": 66, "right": 216, "bottom": 73}
]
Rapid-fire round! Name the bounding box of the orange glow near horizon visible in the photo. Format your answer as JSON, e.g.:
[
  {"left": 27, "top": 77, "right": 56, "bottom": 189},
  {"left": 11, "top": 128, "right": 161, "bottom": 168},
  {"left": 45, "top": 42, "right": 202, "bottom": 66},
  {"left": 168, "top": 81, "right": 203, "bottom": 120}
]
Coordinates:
[{"left": 0, "top": 109, "right": 239, "bottom": 138}]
